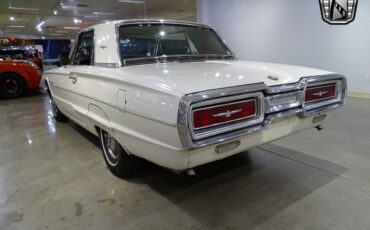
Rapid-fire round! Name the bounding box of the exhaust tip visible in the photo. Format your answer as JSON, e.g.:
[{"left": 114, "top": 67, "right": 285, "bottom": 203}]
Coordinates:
[{"left": 186, "top": 169, "right": 196, "bottom": 176}]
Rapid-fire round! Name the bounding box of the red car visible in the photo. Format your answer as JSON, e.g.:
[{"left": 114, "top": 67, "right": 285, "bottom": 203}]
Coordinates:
[{"left": 0, "top": 60, "right": 42, "bottom": 98}]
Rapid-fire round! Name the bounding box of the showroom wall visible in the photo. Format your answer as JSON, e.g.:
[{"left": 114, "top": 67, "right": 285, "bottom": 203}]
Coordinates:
[{"left": 197, "top": 0, "right": 370, "bottom": 95}]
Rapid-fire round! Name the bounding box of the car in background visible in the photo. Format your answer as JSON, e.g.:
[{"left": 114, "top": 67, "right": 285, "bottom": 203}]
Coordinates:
[
  {"left": 0, "top": 46, "right": 44, "bottom": 70},
  {"left": 0, "top": 60, "right": 42, "bottom": 98}
]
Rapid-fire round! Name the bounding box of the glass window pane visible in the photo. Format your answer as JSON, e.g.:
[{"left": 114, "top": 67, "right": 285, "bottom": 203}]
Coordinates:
[
  {"left": 118, "top": 24, "right": 230, "bottom": 61},
  {"left": 74, "top": 31, "right": 94, "bottom": 65}
]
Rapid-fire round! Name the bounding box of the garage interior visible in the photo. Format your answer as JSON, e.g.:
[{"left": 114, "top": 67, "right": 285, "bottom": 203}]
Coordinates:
[{"left": 1, "top": 0, "right": 370, "bottom": 229}]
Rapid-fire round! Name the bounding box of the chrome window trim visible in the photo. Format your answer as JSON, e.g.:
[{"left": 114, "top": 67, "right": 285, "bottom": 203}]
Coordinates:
[
  {"left": 192, "top": 98, "right": 257, "bottom": 131},
  {"left": 95, "top": 63, "right": 120, "bottom": 68},
  {"left": 70, "top": 28, "right": 95, "bottom": 66},
  {"left": 178, "top": 74, "right": 347, "bottom": 150}
]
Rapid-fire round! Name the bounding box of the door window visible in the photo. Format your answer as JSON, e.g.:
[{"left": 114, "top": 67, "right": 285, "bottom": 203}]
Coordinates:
[{"left": 73, "top": 30, "right": 94, "bottom": 65}]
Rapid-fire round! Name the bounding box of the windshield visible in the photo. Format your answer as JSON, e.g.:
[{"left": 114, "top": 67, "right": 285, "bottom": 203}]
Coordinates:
[{"left": 118, "top": 24, "right": 233, "bottom": 64}]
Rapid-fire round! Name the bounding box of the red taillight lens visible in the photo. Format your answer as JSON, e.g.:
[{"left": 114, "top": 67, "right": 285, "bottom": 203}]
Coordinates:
[
  {"left": 193, "top": 99, "right": 256, "bottom": 130},
  {"left": 305, "top": 84, "right": 336, "bottom": 103}
]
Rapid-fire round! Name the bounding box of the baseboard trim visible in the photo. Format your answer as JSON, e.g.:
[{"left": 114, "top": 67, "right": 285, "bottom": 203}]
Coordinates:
[{"left": 348, "top": 92, "right": 370, "bottom": 99}]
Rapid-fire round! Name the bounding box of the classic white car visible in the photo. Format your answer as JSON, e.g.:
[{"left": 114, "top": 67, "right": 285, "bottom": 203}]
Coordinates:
[{"left": 44, "top": 19, "right": 347, "bottom": 177}]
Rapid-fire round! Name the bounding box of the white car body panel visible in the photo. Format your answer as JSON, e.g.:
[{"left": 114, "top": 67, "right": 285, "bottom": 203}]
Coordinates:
[
  {"left": 43, "top": 20, "right": 346, "bottom": 171},
  {"left": 94, "top": 23, "right": 121, "bottom": 65},
  {"left": 120, "top": 60, "right": 333, "bottom": 94}
]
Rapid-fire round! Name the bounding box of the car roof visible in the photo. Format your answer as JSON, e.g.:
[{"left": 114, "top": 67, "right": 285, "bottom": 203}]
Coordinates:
[{"left": 91, "top": 19, "right": 212, "bottom": 30}]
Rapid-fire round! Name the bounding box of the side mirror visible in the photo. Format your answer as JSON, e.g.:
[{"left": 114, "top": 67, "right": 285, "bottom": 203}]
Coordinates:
[{"left": 59, "top": 52, "right": 70, "bottom": 66}]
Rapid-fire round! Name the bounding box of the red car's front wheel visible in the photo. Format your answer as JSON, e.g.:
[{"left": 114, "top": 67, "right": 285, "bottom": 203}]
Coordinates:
[{"left": 0, "top": 73, "right": 26, "bottom": 98}]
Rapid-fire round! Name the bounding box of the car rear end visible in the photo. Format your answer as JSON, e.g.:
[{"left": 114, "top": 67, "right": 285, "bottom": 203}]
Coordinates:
[{"left": 177, "top": 74, "right": 346, "bottom": 169}]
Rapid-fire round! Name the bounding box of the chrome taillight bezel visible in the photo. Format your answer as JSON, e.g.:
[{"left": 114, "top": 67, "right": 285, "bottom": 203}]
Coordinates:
[
  {"left": 177, "top": 83, "right": 267, "bottom": 149},
  {"left": 303, "top": 80, "right": 344, "bottom": 111},
  {"left": 192, "top": 98, "right": 258, "bottom": 130},
  {"left": 190, "top": 92, "right": 264, "bottom": 140}
]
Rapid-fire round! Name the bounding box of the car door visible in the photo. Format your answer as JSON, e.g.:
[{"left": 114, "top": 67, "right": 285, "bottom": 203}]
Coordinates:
[
  {"left": 49, "top": 30, "right": 94, "bottom": 125},
  {"left": 47, "top": 59, "right": 78, "bottom": 122},
  {"left": 68, "top": 30, "right": 95, "bottom": 126}
]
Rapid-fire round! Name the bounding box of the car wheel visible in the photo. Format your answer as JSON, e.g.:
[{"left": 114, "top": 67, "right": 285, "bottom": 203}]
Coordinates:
[
  {"left": 99, "top": 129, "right": 140, "bottom": 178},
  {"left": 50, "top": 96, "right": 68, "bottom": 122},
  {"left": 0, "top": 73, "right": 26, "bottom": 98}
]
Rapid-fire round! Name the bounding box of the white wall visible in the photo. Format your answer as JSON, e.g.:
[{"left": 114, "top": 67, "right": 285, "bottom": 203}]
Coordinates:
[{"left": 197, "top": 0, "right": 370, "bottom": 94}]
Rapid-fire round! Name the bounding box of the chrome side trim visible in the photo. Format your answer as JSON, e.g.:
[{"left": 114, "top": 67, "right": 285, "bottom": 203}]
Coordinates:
[
  {"left": 178, "top": 74, "right": 347, "bottom": 150},
  {"left": 95, "top": 63, "right": 120, "bottom": 68}
]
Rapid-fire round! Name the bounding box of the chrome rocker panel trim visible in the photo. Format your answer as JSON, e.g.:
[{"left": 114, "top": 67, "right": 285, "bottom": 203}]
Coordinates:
[{"left": 178, "top": 74, "right": 347, "bottom": 150}]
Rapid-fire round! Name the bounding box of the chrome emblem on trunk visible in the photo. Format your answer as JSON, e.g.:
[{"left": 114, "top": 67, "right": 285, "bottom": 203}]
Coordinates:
[
  {"left": 212, "top": 110, "right": 242, "bottom": 118},
  {"left": 319, "top": 0, "right": 358, "bottom": 25},
  {"left": 313, "top": 91, "right": 329, "bottom": 97},
  {"left": 267, "top": 76, "right": 279, "bottom": 81}
]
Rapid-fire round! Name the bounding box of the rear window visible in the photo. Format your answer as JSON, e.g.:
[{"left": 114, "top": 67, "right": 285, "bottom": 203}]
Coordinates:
[{"left": 118, "top": 24, "right": 231, "bottom": 61}]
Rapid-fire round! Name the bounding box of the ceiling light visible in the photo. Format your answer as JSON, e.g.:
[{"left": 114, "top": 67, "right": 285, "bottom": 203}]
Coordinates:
[
  {"left": 42, "top": 36, "right": 45, "bottom": 39},
  {"left": 9, "top": 6, "right": 39, "bottom": 11},
  {"left": 118, "top": 0, "right": 144, "bottom": 4},
  {"left": 63, "top": 26, "right": 80, "bottom": 30},
  {"left": 9, "top": 25, "right": 26, "bottom": 28},
  {"left": 73, "top": 18, "right": 82, "bottom": 24},
  {"left": 159, "top": 31, "right": 166, "bottom": 36},
  {"left": 92, "top": 12, "right": 115, "bottom": 15},
  {"left": 8, "top": 2, "right": 39, "bottom": 11},
  {"left": 54, "top": 10, "right": 58, "bottom": 15},
  {"left": 36, "top": 21, "right": 45, "bottom": 32},
  {"left": 10, "top": 16, "right": 15, "bottom": 21}
]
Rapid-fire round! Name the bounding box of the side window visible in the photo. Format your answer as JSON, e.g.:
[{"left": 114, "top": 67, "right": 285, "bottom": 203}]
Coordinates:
[{"left": 73, "top": 30, "right": 94, "bottom": 65}]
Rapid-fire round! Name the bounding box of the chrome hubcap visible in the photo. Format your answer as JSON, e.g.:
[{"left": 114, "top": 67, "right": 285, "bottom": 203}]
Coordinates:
[
  {"left": 105, "top": 133, "right": 119, "bottom": 160},
  {"left": 101, "top": 131, "right": 120, "bottom": 166}
]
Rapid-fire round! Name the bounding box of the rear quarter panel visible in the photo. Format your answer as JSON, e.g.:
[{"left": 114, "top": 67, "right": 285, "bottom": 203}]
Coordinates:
[{"left": 68, "top": 66, "right": 186, "bottom": 161}]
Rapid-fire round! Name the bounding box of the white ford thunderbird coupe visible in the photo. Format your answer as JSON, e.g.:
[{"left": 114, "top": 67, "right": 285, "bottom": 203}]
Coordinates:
[{"left": 44, "top": 20, "right": 347, "bottom": 177}]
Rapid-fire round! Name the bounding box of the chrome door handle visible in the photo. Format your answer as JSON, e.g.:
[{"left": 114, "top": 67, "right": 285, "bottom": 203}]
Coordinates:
[{"left": 69, "top": 74, "right": 77, "bottom": 84}]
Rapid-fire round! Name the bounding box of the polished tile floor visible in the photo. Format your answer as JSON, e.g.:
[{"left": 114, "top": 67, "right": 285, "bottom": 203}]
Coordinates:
[{"left": 1, "top": 93, "right": 370, "bottom": 230}]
